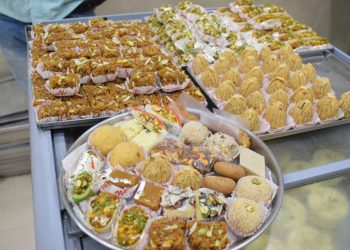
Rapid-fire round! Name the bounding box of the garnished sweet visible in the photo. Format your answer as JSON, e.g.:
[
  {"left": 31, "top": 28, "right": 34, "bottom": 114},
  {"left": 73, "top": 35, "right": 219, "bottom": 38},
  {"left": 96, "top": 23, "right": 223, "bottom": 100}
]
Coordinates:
[
  {"left": 187, "top": 221, "right": 229, "bottom": 250},
  {"left": 240, "top": 76, "right": 261, "bottom": 97},
  {"left": 180, "top": 121, "right": 210, "bottom": 145},
  {"left": 214, "top": 58, "right": 231, "bottom": 74},
  {"left": 215, "top": 80, "right": 237, "bottom": 101},
  {"left": 161, "top": 186, "right": 195, "bottom": 218},
  {"left": 312, "top": 77, "right": 331, "bottom": 99},
  {"left": 71, "top": 171, "right": 94, "bottom": 203},
  {"left": 267, "top": 76, "right": 287, "bottom": 94},
  {"left": 222, "top": 68, "right": 241, "bottom": 86},
  {"left": 227, "top": 197, "right": 265, "bottom": 236},
  {"left": 225, "top": 94, "right": 247, "bottom": 115},
  {"left": 87, "top": 192, "right": 120, "bottom": 234},
  {"left": 269, "top": 89, "right": 289, "bottom": 110},
  {"left": 264, "top": 102, "right": 287, "bottom": 129},
  {"left": 317, "top": 93, "right": 339, "bottom": 120},
  {"left": 115, "top": 206, "right": 150, "bottom": 246},
  {"left": 114, "top": 119, "right": 144, "bottom": 141},
  {"left": 173, "top": 166, "right": 203, "bottom": 190},
  {"left": 205, "top": 132, "right": 239, "bottom": 161},
  {"left": 106, "top": 169, "right": 140, "bottom": 188},
  {"left": 201, "top": 67, "right": 220, "bottom": 88},
  {"left": 141, "top": 155, "right": 172, "bottom": 184},
  {"left": 262, "top": 54, "right": 279, "bottom": 73},
  {"left": 289, "top": 100, "right": 313, "bottom": 124},
  {"left": 236, "top": 176, "right": 273, "bottom": 203},
  {"left": 240, "top": 108, "right": 260, "bottom": 131},
  {"left": 245, "top": 91, "right": 266, "bottom": 114},
  {"left": 290, "top": 86, "right": 314, "bottom": 103},
  {"left": 269, "top": 63, "right": 290, "bottom": 81},
  {"left": 245, "top": 66, "right": 264, "bottom": 85},
  {"left": 146, "top": 218, "right": 186, "bottom": 250},
  {"left": 195, "top": 188, "right": 227, "bottom": 220},
  {"left": 192, "top": 54, "right": 209, "bottom": 75},
  {"left": 302, "top": 63, "right": 317, "bottom": 83},
  {"left": 289, "top": 70, "right": 306, "bottom": 90},
  {"left": 240, "top": 55, "right": 257, "bottom": 74}
]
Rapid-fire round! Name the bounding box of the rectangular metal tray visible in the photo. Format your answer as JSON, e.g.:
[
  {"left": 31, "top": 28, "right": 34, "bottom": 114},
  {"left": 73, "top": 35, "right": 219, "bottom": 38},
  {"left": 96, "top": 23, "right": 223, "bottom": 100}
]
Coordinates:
[
  {"left": 26, "top": 12, "right": 152, "bottom": 130},
  {"left": 186, "top": 48, "right": 350, "bottom": 140}
]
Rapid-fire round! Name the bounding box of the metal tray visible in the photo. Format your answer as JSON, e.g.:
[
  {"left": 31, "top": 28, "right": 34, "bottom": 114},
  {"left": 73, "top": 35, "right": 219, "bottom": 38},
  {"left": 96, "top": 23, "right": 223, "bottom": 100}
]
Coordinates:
[
  {"left": 58, "top": 112, "right": 284, "bottom": 250},
  {"left": 186, "top": 48, "right": 350, "bottom": 141}
]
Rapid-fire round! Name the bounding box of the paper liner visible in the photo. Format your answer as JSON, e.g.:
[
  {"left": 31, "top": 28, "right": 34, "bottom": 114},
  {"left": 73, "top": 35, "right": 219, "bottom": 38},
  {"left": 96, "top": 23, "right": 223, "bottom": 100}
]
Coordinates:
[
  {"left": 35, "top": 62, "right": 65, "bottom": 79},
  {"left": 225, "top": 197, "right": 270, "bottom": 238},
  {"left": 112, "top": 204, "right": 153, "bottom": 250},
  {"left": 90, "top": 72, "right": 118, "bottom": 84},
  {"left": 116, "top": 68, "right": 133, "bottom": 78},
  {"left": 98, "top": 168, "right": 140, "bottom": 199},
  {"left": 125, "top": 78, "right": 160, "bottom": 94},
  {"left": 86, "top": 197, "right": 126, "bottom": 240},
  {"left": 287, "top": 102, "right": 320, "bottom": 129},
  {"left": 159, "top": 78, "right": 190, "bottom": 92},
  {"left": 45, "top": 79, "right": 81, "bottom": 97},
  {"left": 79, "top": 75, "right": 91, "bottom": 84}
]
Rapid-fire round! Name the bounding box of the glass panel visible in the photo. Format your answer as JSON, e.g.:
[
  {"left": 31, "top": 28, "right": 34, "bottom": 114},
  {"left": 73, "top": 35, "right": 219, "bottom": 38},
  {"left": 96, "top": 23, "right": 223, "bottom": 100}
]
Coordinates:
[
  {"left": 266, "top": 124, "right": 350, "bottom": 173},
  {"left": 243, "top": 175, "right": 350, "bottom": 250}
]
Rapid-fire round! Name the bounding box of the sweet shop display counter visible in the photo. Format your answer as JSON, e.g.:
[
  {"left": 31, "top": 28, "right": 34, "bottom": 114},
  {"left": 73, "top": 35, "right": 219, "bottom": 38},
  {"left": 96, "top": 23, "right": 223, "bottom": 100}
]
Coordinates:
[
  {"left": 27, "top": 3, "right": 350, "bottom": 250},
  {"left": 30, "top": 102, "right": 350, "bottom": 250}
]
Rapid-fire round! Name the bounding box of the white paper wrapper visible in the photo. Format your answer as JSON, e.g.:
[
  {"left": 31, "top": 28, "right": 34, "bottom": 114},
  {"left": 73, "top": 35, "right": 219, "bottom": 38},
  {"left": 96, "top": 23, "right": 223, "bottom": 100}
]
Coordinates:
[
  {"left": 159, "top": 78, "right": 190, "bottom": 92},
  {"left": 125, "top": 78, "right": 160, "bottom": 94},
  {"left": 35, "top": 62, "right": 65, "bottom": 79},
  {"left": 45, "top": 79, "right": 81, "bottom": 97},
  {"left": 90, "top": 72, "right": 118, "bottom": 84},
  {"left": 116, "top": 68, "right": 134, "bottom": 78},
  {"left": 79, "top": 75, "right": 91, "bottom": 84}
]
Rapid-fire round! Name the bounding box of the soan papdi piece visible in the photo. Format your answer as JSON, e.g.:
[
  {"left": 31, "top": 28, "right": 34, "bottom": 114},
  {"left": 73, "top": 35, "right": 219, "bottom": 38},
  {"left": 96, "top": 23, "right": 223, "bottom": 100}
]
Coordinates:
[
  {"left": 302, "top": 63, "right": 317, "bottom": 83},
  {"left": 241, "top": 108, "right": 261, "bottom": 131},
  {"left": 264, "top": 102, "right": 287, "bottom": 129},
  {"left": 220, "top": 49, "right": 237, "bottom": 67},
  {"left": 245, "top": 66, "right": 264, "bottom": 85},
  {"left": 225, "top": 94, "right": 247, "bottom": 115},
  {"left": 288, "top": 70, "right": 307, "bottom": 90},
  {"left": 259, "top": 46, "right": 272, "bottom": 62},
  {"left": 240, "top": 76, "right": 261, "bottom": 97},
  {"left": 286, "top": 53, "right": 303, "bottom": 71},
  {"left": 339, "top": 91, "right": 350, "bottom": 118},
  {"left": 289, "top": 99, "right": 313, "bottom": 124},
  {"left": 312, "top": 77, "right": 331, "bottom": 99},
  {"left": 276, "top": 44, "right": 293, "bottom": 61},
  {"left": 89, "top": 125, "right": 126, "bottom": 156},
  {"left": 192, "top": 54, "right": 209, "bottom": 75},
  {"left": 240, "top": 55, "right": 258, "bottom": 74},
  {"left": 200, "top": 67, "right": 219, "bottom": 88},
  {"left": 214, "top": 57, "right": 231, "bottom": 74},
  {"left": 215, "top": 80, "right": 237, "bottom": 101},
  {"left": 262, "top": 54, "right": 279, "bottom": 73},
  {"left": 291, "top": 86, "right": 314, "bottom": 103},
  {"left": 241, "top": 46, "right": 259, "bottom": 61},
  {"left": 269, "top": 63, "right": 290, "bottom": 81},
  {"left": 246, "top": 91, "right": 266, "bottom": 114},
  {"left": 317, "top": 93, "right": 339, "bottom": 120},
  {"left": 267, "top": 76, "right": 287, "bottom": 94},
  {"left": 270, "top": 89, "right": 289, "bottom": 110},
  {"left": 222, "top": 68, "right": 241, "bottom": 86}
]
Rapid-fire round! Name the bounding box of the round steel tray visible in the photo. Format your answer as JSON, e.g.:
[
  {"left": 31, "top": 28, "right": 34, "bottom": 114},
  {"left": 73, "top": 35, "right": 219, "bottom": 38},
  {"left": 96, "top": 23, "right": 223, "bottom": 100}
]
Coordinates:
[{"left": 59, "top": 112, "right": 284, "bottom": 250}]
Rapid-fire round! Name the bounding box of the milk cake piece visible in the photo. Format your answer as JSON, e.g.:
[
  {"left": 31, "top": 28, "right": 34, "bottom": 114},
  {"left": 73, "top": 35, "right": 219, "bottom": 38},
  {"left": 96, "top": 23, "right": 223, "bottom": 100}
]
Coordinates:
[{"left": 239, "top": 147, "right": 266, "bottom": 177}]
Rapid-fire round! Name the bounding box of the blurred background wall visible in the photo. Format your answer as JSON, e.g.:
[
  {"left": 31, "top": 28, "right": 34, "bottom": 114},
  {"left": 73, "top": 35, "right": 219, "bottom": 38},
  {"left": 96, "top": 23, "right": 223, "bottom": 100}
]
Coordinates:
[{"left": 95, "top": 0, "right": 350, "bottom": 53}]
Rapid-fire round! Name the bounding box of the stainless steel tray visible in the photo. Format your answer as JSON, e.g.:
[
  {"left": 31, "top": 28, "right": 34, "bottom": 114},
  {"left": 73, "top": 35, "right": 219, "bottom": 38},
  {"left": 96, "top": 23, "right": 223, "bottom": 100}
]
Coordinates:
[
  {"left": 59, "top": 112, "right": 284, "bottom": 250},
  {"left": 186, "top": 48, "right": 350, "bottom": 141}
]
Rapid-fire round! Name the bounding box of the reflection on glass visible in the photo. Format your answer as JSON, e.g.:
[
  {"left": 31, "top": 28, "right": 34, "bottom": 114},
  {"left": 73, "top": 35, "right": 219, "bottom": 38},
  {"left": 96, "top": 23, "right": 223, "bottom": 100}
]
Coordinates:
[{"left": 243, "top": 175, "right": 350, "bottom": 250}]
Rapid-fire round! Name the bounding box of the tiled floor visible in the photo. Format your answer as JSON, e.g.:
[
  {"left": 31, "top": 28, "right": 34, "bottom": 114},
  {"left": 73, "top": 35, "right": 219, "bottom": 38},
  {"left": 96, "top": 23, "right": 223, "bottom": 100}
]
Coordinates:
[{"left": 0, "top": 174, "right": 35, "bottom": 250}]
